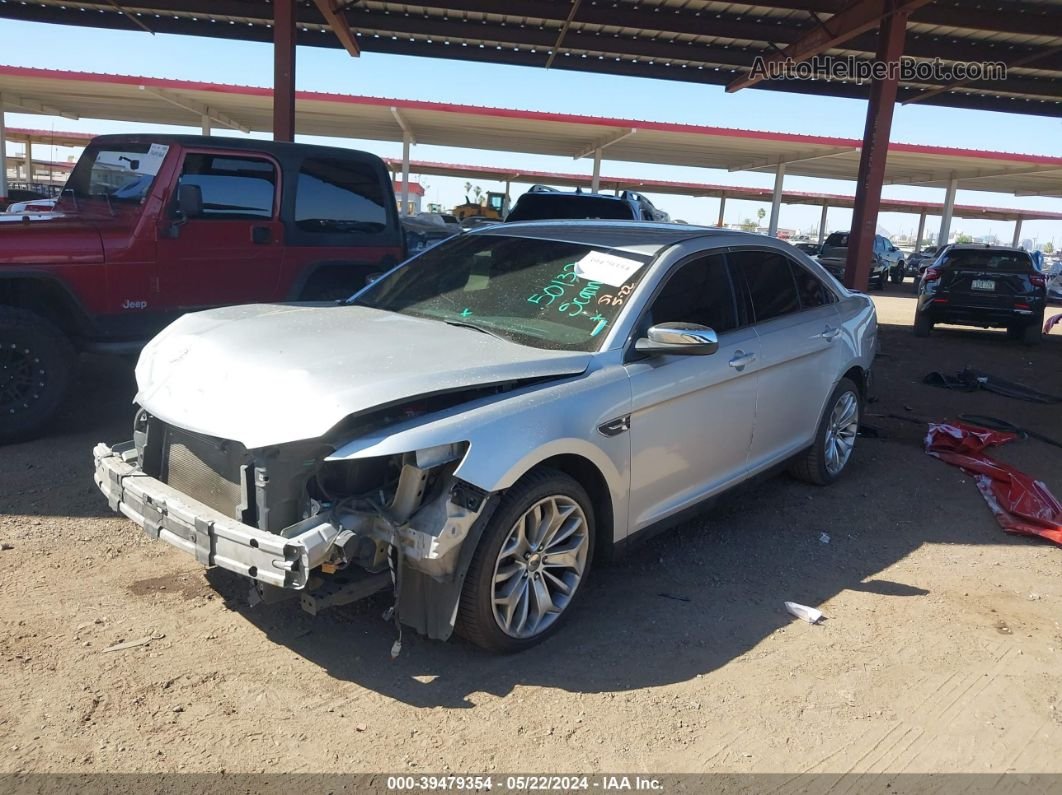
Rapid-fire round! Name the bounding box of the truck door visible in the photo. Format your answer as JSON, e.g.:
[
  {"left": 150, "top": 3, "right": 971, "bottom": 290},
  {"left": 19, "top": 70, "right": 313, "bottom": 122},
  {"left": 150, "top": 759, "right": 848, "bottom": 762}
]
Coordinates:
[{"left": 156, "top": 150, "right": 284, "bottom": 311}]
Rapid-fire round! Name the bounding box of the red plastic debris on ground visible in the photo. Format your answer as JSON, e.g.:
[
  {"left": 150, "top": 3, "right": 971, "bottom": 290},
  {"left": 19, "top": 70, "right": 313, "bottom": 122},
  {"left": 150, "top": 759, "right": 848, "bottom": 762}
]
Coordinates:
[{"left": 925, "top": 421, "right": 1062, "bottom": 547}]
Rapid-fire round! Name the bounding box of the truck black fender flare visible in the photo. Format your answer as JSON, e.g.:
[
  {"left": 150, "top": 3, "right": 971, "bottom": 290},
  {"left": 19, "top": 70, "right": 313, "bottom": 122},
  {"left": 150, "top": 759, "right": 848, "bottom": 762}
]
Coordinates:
[{"left": 0, "top": 270, "right": 95, "bottom": 339}]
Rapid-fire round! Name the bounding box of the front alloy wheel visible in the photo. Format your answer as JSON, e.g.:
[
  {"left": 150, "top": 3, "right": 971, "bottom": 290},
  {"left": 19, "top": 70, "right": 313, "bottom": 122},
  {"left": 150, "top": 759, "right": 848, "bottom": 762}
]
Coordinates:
[
  {"left": 491, "top": 495, "right": 589, "bottom": 639},
  {"left": 458, "top": 469, "right": 594, "bottom": 652}
]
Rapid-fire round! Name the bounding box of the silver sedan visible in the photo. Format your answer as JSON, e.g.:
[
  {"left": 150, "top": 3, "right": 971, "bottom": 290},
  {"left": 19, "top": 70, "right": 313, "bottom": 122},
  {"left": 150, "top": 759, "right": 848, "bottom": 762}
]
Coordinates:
[{"left": 95, "top": 222, "right": 877, "bottom": 652}]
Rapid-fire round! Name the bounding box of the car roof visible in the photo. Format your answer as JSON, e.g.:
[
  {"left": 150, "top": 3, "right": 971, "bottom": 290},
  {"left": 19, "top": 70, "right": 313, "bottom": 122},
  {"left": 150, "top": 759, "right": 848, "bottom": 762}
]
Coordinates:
[
  {"left": 83, "top": 133, "right": 384, "bottom": 163},
  {"left": 472, "top": 220, "right": 765, "bottom": 256},
  {"left": 945, "top": 244, "right": 1029, "bottom": 254}
]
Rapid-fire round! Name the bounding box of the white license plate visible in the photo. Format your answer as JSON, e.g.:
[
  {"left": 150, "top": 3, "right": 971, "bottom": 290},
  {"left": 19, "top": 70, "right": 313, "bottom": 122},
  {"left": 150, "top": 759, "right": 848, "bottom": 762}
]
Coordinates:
[{"left": 971, "top": 279, "right": 995, "bottom": 291}]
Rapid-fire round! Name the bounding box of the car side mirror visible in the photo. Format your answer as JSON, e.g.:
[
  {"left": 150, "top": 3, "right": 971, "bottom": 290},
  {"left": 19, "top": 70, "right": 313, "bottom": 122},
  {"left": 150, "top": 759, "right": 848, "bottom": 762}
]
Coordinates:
[{"left": 635, "top": 322, "right": 719, "bottom": 356}]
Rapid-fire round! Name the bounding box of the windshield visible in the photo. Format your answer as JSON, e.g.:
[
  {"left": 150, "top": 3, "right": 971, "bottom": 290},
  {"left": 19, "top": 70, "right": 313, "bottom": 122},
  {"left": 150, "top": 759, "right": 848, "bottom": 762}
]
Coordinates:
[
  {"left": 507, "top": 195, "right": 634, "bottom": 222},
  {"left": 352, "top": 234, "right": 653, "bottom": 351},
  {"left": 64, "top": 142, "right": 169, "bottom": 205}
]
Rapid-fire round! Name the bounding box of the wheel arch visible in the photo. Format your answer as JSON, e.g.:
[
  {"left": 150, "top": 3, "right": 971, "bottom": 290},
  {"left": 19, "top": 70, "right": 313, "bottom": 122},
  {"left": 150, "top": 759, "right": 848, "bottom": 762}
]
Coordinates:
[
  {"left": 0, "top": 273, "right": 93, "bottom": 338},
  {"left": 531, "top": 453, "right": 616, "bottom": 562}
]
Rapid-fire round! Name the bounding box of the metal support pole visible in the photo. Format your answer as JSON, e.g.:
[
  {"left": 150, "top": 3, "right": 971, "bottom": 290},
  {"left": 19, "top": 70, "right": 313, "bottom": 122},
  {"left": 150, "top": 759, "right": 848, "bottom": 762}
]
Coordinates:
[
  {"left": 504, "top": 180, "right": 511, "bottom": 216},
  {"left": 24, "top": 137, "right": 33, "bottom": 183},
  {"left": 400, "top": 133, "right": 411, "bottom": 216},
  {"left": 201, "top": 115, "right": 212, "bottom": 136},
  {"left": 844, "top": 2, "right": 908, "bottom": 289},
  {"left": 273, "top": 0, "right": 296, "bottom": 142},
  {"left": 591, "top": 148, "right": 602, "bottom": 194},
  {"left": 914, "top": 211, "right": 927, "bottom": 251},
  {"left": 768, "top": 163, "right": 785, "bottom": 237},
  {"left": 818, "top": 203, "right": 829, "bottom": 244},
  {"left": 1012, "top": 218, "right": 1023, "bottom": 248},
  {"left": 0, "top": 95, "right": 7, "bottom": 202},
  {"left": 716, "top": 194, "right": 726, "bottom": 227},
  {"left": 937, "top": 177, "right": 958, "bottom": 246}
]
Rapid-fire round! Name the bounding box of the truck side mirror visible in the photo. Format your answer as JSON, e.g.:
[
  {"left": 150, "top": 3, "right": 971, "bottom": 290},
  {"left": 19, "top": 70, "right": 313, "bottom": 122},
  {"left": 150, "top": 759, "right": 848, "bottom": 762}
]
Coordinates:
[{"left": 163, "top": 184, "right": 204, "bottom": 239}]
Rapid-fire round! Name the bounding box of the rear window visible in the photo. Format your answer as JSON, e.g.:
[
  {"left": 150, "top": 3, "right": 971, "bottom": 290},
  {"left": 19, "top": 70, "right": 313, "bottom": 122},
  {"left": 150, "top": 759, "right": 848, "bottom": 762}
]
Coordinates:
[
  {"left": 939, "top": 250, "right": 1033, "bottom": 273},
  {"left": 823, "top": 233, "right": 849, "bottom": 248},
  {"left": 295, "top": 157, "right": 389, "bottom": 233},
  {"left": 507, "top": 195, "right": 634, "bottom": 222}
]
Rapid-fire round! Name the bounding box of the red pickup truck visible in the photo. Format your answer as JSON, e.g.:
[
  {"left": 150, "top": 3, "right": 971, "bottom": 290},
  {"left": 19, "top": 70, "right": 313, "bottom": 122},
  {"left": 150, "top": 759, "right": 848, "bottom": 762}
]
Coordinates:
[{"left": 0, "top": 134, "right": 405, "bottom": 442}]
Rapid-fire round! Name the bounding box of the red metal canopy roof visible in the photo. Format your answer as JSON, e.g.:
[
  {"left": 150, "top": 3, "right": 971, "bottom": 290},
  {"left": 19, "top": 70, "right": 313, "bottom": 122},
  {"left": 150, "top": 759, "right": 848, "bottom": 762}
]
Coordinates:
[
  {"left": 2, "top": 65, "right": 1060, "bottom": 197},
  {"left": 0, "top": 0, "right": 1059, "bottom": 117}
]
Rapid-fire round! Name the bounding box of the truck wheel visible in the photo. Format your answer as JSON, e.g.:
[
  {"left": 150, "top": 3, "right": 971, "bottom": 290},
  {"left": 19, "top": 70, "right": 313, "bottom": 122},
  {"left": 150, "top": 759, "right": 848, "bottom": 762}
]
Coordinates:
[
  {"left": 457, "top": 468, "right": 594, "bottom": 653},
  {"left": 0, "top": 308, "right": 76, "bottom": 444}
]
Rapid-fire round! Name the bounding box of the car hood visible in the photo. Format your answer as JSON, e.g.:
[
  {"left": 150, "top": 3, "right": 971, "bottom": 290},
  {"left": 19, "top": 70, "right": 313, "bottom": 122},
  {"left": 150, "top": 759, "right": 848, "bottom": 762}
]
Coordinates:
[
  {"left": 0, "top": 213, "right": 105, "bottom": 265},
  {"left": 135, "top": 303, "right": 593, "bottom": 449}
]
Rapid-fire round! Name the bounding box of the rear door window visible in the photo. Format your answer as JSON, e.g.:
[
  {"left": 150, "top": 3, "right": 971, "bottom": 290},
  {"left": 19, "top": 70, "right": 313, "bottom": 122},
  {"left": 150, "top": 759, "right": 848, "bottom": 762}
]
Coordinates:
[
  {"left": 730, "top": 250, "right": 801, "bottom": 323},
  {"left": 295, "top": 157, "right": 389, "bottom": 233}
]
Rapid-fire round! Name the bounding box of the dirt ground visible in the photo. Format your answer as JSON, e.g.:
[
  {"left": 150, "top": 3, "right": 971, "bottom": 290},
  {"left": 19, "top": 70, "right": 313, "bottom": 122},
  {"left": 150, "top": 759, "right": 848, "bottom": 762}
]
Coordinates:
[{"left": 1, "top": 287, "right": 1061, "bottom": 777}]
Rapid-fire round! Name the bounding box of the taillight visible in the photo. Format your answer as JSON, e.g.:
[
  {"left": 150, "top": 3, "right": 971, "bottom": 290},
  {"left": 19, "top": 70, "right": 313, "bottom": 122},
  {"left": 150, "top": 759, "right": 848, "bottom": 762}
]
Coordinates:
[
  {"left": 923, "top": 267, "right": 940, "bottom": 283},
  {"left": 1030, "top": 273, "right": 1046, "bottom": 288}
]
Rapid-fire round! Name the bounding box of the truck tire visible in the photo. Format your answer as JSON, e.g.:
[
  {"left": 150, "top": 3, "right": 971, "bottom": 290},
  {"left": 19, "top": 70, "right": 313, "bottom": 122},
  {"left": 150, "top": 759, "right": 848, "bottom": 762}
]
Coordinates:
[{"left": 0, "top": 308, "right": 76, "bottom": 444}]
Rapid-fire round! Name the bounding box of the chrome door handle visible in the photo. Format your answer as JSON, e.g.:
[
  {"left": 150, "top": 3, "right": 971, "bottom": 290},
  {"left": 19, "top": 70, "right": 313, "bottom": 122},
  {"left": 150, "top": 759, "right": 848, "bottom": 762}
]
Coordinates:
[
  {"left": 819, "top": 326, "right": 841, "bottom": 341},
  {"left": 728, "top": 351, "right": 756, "bottom": 371}
]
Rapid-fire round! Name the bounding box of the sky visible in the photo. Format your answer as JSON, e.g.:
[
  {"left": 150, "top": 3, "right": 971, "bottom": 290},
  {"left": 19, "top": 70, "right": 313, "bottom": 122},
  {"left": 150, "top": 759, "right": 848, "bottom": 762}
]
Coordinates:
[{"left": 2, "top": 17, "right": 1061, "bottom": 246}]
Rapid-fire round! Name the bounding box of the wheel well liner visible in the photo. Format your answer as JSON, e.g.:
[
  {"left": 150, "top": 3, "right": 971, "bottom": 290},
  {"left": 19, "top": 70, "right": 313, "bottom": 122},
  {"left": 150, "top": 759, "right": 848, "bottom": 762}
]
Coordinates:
[{"left": 843, "top": 365, "right": 867, "bottom": 399}]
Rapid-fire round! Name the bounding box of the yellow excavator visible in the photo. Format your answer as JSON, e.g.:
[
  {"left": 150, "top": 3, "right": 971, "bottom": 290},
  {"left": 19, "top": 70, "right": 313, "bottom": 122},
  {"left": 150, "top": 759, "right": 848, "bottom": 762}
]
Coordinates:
[{"left": 452, "top": 191, "right": 507, "bottom": 221}]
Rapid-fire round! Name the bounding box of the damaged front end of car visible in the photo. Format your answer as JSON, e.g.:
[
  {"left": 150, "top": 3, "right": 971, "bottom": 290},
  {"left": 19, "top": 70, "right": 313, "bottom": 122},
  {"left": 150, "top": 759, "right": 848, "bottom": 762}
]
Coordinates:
[{"left": 94, "top": 404, "right": 500, "bottom": 641}]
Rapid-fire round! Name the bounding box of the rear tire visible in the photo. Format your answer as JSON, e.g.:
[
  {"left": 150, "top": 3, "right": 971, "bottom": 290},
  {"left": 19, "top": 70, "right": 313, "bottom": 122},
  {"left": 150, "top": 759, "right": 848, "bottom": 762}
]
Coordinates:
[
  {"left": 0, "top": 308, "right": 76, "bottom": 444},
  {"left": 913, "top": 313, "right": 933, "bottom": 337},
  {"left": 789, "top": 377, "right": 861, "bottom": 486},
  {"left": 457, "top": 468, "right": 594, "bottom": 653},
  {"left": 891, "top": 266, "right": 904, "bottom": 284},
  {"left": 1022, "top": 323, "right": 1042, "bottom": 345}
]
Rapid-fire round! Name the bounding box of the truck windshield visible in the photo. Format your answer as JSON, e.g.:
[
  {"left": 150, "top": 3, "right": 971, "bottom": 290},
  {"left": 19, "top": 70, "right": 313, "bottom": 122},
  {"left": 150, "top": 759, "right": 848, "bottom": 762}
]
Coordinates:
[
  {"left": 64, "top": 142, "right": 169, "bottom": 204},
  {"left": 352, "top": 234, "right": 652, "bottom": 352}
]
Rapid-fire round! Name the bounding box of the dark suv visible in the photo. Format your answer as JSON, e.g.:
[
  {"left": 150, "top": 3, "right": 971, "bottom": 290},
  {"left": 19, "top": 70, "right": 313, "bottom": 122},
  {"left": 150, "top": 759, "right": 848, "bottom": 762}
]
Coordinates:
[
  {"left": 914, "top": 245, "right": 1046, "bottom": 344},
  {"left": 817, "top": 232, "right": 905, "bottom": 288},
  {"left": 505, "top": 185, "right": 668, "bottom": 222}
]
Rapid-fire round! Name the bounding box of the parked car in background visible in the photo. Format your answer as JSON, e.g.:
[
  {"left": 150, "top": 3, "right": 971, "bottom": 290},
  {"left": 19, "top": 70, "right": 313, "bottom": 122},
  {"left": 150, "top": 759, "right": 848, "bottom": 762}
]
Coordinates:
[
  {"left": 402, "top": 214, "right": 461, "bottom": 254},
  {"left": 506, "top": 185, "right": 670, "bottom": 223},
  {"left": 817, "top": 232, "right": 905, "bottom": 288},
  {"left": 94, "top": 222, "right": 877, "bottom": 652},
  {"left": 914, "top": 245, "right": 1046, "bottom": 343},
  {"left": 792, "top": 241, "right": 821, "bottom": 256},
  {"left": 4, "top": 197, "right": 58, "bottom": 214},
  {"left": 906, "top": 245, "right": 939, "bottom": 278},
  {"left": 1046, "top": 259, "right": 1062, "bottom": 305},
  {"left": 0, "top": 133, "right": 404, "bottom": 443}
]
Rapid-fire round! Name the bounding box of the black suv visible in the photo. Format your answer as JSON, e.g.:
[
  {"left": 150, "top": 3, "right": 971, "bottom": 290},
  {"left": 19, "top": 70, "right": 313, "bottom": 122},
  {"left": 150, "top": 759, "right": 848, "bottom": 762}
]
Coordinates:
[
  {"left": 505, "top": 185, "right": 669, "bottom": 222},
  {"left": 914, "top": 245, "right": 1046, "bottom": 344},
  {"left": 817, "top": 232, "right": 905, "bottom": 288}
]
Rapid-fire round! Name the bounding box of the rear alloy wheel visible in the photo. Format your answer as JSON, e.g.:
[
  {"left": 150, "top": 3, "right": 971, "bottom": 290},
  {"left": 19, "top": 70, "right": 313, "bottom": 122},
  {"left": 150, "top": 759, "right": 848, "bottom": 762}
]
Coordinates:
[
  {"left": 789, "top": 377, "right": 861, "bottom": 486},
  {"left": 913, "top": 313, "right": 933, "bottom": 337},
  {"left": 0, "top": 308, "right": 75, "bottom": 444},
  {"left": 457, "top": 469, "right": 594, "bottom": 652}
]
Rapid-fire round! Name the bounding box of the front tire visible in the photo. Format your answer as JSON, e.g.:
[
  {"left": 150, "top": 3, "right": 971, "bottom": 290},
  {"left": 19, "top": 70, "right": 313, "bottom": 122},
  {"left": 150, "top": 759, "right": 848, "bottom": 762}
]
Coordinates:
[
  {"left": 457, "top": 468, "right": 594, "bottom": 653},
  {"left": 789, "top": 377, "right": 861, "bottom": 486},
  {"left": 0, "top": 308, "right": 76, "bottom": 444}
]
